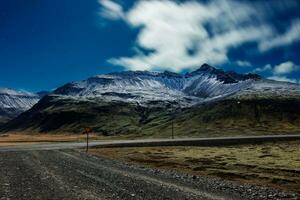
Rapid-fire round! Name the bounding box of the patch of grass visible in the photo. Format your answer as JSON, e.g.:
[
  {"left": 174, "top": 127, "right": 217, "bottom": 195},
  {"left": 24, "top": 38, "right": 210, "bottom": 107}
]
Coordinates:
[
  {"left": 0, "top": 133, "right": 108, "bottom": 145},
  {"left": 89, "top": 141, "right": 300, "bottom": 192}
]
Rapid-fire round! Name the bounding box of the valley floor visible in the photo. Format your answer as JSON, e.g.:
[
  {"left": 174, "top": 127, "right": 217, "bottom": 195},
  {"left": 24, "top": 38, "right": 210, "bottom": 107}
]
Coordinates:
[
  {"left": 0, "top": 148, "right": 299, "bottom": 200},
  {"left": 90, "top": 141, "right": 300, "bottom": 194},
  {"left": 0, "top": 136, "right": 299, "bottom": 199}
]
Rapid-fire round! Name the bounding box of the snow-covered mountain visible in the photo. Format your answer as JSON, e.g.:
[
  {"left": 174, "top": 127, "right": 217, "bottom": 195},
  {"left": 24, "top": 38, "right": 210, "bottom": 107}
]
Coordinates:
[
  {"left": 0, "top": 88, "right": 40, "bottom": 124},
  {"left": 2, "top": 64, "right": 300, "bottom": 134},
  {"left": 53, "top": 64, "right": 299, "bottom": 106}
]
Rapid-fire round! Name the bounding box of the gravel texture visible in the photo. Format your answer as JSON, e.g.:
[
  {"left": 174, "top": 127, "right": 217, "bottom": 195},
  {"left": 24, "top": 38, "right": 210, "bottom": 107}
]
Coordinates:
[{"left": 0, "top": 150, "right": 298, "bottom": 200}]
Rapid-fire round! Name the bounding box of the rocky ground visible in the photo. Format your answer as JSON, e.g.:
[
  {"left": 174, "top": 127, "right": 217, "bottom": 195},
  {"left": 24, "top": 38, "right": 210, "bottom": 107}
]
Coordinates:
[{"left": 0, "top": 149, "right": 299, "bottom": 200}]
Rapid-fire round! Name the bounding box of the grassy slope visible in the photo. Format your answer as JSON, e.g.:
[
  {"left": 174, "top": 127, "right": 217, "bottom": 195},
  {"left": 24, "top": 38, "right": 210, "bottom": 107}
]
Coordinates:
[
  {"left": 0, "top": 107, "right": 16, "bottom": 126},
  {"left": 1, "top": 95, "right": 300, "bottom": 137},
  {"left": 169, "top": 98, "right": 300, "bottom": 137},
  {"left": 0, "top": 119, "right": 7, "bottom": 127}
]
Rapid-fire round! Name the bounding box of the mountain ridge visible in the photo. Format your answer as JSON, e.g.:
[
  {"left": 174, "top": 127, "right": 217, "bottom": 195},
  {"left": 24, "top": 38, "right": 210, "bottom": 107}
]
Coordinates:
[
  {"left": 52, "top": 64, "right": 266, "bottom": 106},
  {"left": 1, "top": 64, "right": 300, "bottom": 135},
  {"left": 0, "top": 87, "right": 41, "bottom": 125}
]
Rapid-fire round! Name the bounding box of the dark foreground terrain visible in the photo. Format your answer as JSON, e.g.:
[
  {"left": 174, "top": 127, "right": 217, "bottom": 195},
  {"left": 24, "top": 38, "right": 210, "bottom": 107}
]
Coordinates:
[{"left": 0, "top": 149, "right": 299, "bottom": 200}]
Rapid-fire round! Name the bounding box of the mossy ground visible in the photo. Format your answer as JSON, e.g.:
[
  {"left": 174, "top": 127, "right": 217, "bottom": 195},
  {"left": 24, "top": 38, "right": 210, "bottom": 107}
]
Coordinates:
[{"left": 90, "top": 141, "right": 300, "bottom": 192}]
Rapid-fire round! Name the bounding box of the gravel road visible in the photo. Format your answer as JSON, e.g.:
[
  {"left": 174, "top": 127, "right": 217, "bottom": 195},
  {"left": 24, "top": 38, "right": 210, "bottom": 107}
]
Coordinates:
[
  {"left": 0, "top": 150, "right": 298, "bottom": 200},
  {"left": 1, "top": 134, "right": 300, "bottom": 152}
]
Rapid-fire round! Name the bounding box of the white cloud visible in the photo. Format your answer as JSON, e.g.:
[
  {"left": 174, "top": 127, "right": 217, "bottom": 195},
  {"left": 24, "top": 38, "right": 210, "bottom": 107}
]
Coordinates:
[
  {"left": 259, "top": 19, "right": 300, "bottom": 52},
  {"left": 253, "top": 61, "right": 299, "bottom": 83},
  {"left": 268, "top": 76, "right": 297, "bottom": 83},
  {"left": 254, "top": 64, "right": 272, "bottom": 73},
  {"left": 98, "top": 0, "right": 300, "bottom": 71},
  {"left": 236, "top": 60, "right": 252, "bottom": 67},
  {"left": 98, "top": 0, "right": 124, "bottom": 20},
  {"left": 273, "top": 61, "right": 298, "bottom": 74},
  {"left": 105, "top": 0, "right": 274, "bottom": 71}
]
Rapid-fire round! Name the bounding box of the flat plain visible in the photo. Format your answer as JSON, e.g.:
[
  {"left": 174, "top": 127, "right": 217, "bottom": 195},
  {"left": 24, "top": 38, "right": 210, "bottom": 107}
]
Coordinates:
[{"left": 89, "top": 141, "right": 300, "bottom": 193}]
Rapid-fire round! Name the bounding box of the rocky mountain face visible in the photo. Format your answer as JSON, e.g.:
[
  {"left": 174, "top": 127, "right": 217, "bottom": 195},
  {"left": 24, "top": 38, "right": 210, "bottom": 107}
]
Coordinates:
[
  {"left": 1, "top": 64, "right": 300, "bottom": 136},
  {"left": 52, "top": 64, "right": 263, "bottom": 106},
  {"left": 0, "top": 88, "right": 40, "bottom": 125}
]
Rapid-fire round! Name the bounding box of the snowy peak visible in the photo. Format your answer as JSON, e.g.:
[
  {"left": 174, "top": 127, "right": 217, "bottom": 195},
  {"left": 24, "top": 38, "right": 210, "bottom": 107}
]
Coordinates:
[
  {"left": 190, "top": 63, "right": 217, "bottom": 74},
  {"left": 0, "top": 87, "right": 40, "bottom": 109},
  {"left": 0, "top": 87, "right": 41, "bottom": 124},
  {"left": 186, "top": 64, "right": 261, "bottom": 83},
  {"left": 0, "top": 87, "right": 37, "bottom": 97},
  {"left": 52, "top": 64, "right": 266, "bottom": 106},
  {"left": 89, "top": 64, "right": 260, "bottom": 82},
  {"left": 51, "top": 63, "right": 300, "bottom": 107}
]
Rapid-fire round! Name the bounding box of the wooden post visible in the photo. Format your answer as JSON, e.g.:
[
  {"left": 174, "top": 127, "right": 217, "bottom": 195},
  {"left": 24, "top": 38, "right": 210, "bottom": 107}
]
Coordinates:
[
  {"left": 171, "top": 119, "right": 174, "bottom": 139},
  {"left": 171, "top": 102, "right": 175, "bottom": 139},
  {"left": 86, "top": 131, "right": 89, "bottom": 153},
  {"left": 83, "top": 127, "right": 92, "bottom": 153}
]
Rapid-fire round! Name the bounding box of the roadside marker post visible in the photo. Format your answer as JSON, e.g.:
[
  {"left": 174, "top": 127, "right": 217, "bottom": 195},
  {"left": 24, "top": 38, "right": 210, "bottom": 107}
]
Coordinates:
[
  {"left": 171, "top": 102, "right": 175, "bottom": 139},
  {"left": 171, "top": 103, "right": 181, "bottom": 140},
  {"left": 86, "top": 131, "right": 89, "bottom": 153},
  {"left": 171, "top": 118, "right": 174, "bottom": 139},
  {"left": 83, "top": 128, "right": 92, "bottom": 153}
]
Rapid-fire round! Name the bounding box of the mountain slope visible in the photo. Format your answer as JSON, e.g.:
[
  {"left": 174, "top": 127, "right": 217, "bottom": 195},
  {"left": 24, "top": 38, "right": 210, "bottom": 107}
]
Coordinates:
[
  {"left": 0, "top": 88, "right": 40, "bottom": 125},
  {"left": 52, "top": 64, "right": 261, "bottom": 106},
  {"left": 2, "top": 95, "right": 299, "bottom": 136},
  {"left": 1, "top": 64, "right": 300, "bottom": 136}
]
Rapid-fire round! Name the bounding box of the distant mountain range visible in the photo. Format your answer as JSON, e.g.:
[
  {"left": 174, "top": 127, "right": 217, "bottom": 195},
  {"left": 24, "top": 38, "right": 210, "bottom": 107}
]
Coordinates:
[
  {"left": 1, "top": 64, "right": 300, "bottom": 136},
  {"left": 52, "top": 63, "right": 263, "bottom": 106},
  {"left": 0, "top": 88, "right": 42, "bottom": 125}
]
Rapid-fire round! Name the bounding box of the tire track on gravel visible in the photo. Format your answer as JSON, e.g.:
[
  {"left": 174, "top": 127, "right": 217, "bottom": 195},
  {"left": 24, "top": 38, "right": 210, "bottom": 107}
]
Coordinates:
[{"left": 59, "top": 150, "right": 230, "bottom": 200}]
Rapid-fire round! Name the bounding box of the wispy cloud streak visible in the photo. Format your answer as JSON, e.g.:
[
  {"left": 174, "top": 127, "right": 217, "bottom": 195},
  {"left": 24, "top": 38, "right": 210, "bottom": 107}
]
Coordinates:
[{"left": 98, "top": 0, "right": 300, "bottom": 72}]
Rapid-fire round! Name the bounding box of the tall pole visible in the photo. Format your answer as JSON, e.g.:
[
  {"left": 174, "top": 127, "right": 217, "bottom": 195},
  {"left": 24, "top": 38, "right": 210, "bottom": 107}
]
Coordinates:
[
  {"left": 171, "top": 102, "right": 175, "bottom": 139},
  {"left": 86, "top": 131, "right": 89, "bottom": 153},
  {"left": 171, "top": 118, "right": 174, "bottom": 139}
]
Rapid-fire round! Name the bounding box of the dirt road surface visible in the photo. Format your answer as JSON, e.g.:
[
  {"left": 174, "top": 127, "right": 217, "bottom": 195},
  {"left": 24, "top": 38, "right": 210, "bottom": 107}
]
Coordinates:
[
  {"left": 0, "top": 134, "right": 300, "bottom": 151},
  {"left": 1, "top": 136, "right": 299, "bottom": 200},
  {"left": 0, "top": 149, "right": 299, "bottom": 200},
  {"left": 0, "top": 150, "right": 238, "bottom": 200}
]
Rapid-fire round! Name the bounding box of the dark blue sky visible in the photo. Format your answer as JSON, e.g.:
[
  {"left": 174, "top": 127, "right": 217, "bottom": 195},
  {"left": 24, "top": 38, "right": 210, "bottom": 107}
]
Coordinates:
[{"left": 0, "top": 0, "right": 300, "bottom": 92}]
